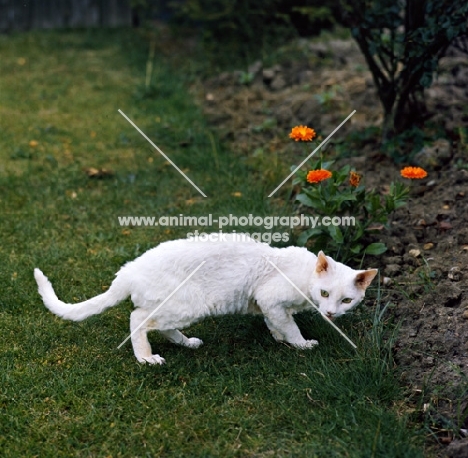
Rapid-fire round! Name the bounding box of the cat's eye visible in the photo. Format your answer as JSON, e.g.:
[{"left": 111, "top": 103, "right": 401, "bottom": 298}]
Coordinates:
[
  {"left": 342, "top": 298, "right": 352, "bottom": 304},
  {"left": 321, "top": 290, "right": 329, "bottom": 298}
]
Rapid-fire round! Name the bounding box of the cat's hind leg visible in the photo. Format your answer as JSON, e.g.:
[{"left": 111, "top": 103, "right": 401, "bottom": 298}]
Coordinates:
[
  {"left": 159, "top": 329, "right": 203, "bottom": 349},
  {"left": 130, "top": 308, "right": 166, "bottom": 365}
]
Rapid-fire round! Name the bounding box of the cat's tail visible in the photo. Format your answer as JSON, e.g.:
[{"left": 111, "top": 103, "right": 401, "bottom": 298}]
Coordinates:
[{"left": 34, "top": 268, "right": 129, "bottom": 321}]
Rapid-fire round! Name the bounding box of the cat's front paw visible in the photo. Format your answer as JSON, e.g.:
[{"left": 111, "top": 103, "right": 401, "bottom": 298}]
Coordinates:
[
  {"left": 138, "top": 354, "right": 166, "bottom": 365},
  {"left": 185, "top": 337, "right": 203, "bottom": 349},
  {"left": 292, "top": 339, "right": 319, "bottom": 349}
]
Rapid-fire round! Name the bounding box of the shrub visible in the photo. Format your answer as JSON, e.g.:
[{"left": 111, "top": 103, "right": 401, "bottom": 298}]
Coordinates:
[{"left": 339, "top": 0, "right": 468, "bottom": 141}]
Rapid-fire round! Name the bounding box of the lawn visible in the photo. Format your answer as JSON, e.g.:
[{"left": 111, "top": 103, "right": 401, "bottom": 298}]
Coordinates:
[{"left": 0, "top": 28, "right": 427, "bottom": 456}]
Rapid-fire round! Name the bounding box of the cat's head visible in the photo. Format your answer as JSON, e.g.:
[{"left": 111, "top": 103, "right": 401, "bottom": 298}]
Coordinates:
[{"left": 309, "top": 251, "right": 378, "bottom": 320}]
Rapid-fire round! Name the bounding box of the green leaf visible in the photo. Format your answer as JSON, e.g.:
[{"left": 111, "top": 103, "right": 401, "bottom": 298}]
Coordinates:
[
  {"left": 328, "top": 224, "right": 344, "bottom": 244},
  {"left": 321, "top": 160, "right": 335, "bottom": 170},
  {"left": 350, "top": 244, "right": 363, "bottom": 254},
  {"left": 351, "top": 225, "right": 364, "bottom": 241},
  {"left": 302, "top": 189, "right": 328, "bottom": 211},
  {"left": 292, "top": 176, "right": 303, "bottom": 186},
  {"left": 365, "top": 243, "right": 387, "bottom": 256},
  {"left": 297, "top": 228, "right": 323, "bottom": 246},
  {"left": 333, "top": 193, "right": 357, "bottom": 206},
  {"left": 295, "top": 193, "right": 315, "bottom": 208}
]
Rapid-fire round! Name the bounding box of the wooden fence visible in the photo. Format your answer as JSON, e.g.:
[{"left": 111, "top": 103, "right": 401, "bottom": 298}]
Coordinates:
[{"left": 0, "top": 0, "right": 133, "bottom": 32}]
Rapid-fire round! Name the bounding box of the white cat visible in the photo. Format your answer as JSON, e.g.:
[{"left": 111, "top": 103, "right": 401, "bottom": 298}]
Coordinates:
[{"left": 34, "top": 234, "right": 377, "bottom": 365}]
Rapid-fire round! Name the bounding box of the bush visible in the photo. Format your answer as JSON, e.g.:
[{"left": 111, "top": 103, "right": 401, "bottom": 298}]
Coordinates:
[{"left": 339, "top": 0, "right": 468, "bottom": 141}]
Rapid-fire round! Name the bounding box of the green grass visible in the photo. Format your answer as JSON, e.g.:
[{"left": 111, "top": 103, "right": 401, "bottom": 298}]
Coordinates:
[{"left": 0, "top": 29, "right": 427, "bottom": 456}]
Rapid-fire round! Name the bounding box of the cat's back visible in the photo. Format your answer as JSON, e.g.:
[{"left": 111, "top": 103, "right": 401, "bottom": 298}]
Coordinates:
[{"left": 123, "top": 234, "right": 274, "bottom": 273}]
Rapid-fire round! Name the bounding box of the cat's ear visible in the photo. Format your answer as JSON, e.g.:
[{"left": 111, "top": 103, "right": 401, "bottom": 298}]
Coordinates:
[
  {"left": 316, "top": 251, "right": 329, "bottom": 273},
  {"left": 355, "top": 269, "right": 378, "bottom": 290}
]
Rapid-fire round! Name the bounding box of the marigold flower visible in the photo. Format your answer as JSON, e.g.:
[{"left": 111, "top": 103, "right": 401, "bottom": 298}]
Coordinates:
[
  {"left": 400, "top": 166, "right": 427, "bottom": 179},
  {"left": 306, "top": 169, "right": 332, "bottom": 184},
  {"left": 349, "top": 171, "right": 362, "bottom": 187},
  {"left": 289, "top": 125, "right": 316, "bottom": 142}
]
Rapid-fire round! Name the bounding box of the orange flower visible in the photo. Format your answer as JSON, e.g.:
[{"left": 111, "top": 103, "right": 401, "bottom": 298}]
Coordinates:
[
  {"left": 289, "top": 125, "right": 316, "bottom": 142},
  {"left": 400, "top": 166, "right": 427, "bottom": 179},
  {"left": 349, "top": 171, "right": 362, "bottom": 187},
  {"left": 306, "top": 169, "right": 332, "bottom": 184}
]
